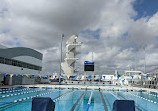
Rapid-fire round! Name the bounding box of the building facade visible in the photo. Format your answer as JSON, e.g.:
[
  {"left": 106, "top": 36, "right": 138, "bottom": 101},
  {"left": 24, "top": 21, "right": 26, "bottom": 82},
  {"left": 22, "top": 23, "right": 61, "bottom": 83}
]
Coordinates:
[
  {"left": 0, "top": 45, "right": 42, "bottom": 74},
  {"left": 0, "top": 44, "right": 43, "bottom": 85}
]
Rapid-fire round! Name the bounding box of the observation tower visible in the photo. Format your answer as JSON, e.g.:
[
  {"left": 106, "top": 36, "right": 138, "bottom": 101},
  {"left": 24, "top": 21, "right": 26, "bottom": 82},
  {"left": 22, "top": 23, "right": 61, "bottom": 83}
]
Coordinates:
[{"left": 61, "top": 35, "right": 82, "bottom": 78}]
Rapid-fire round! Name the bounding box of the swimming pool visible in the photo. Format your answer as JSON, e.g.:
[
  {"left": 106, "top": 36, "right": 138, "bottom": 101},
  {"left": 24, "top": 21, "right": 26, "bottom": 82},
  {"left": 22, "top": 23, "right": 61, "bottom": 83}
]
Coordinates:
[{"left": 0, "top": 87, "right": 158, "bottom": 111}]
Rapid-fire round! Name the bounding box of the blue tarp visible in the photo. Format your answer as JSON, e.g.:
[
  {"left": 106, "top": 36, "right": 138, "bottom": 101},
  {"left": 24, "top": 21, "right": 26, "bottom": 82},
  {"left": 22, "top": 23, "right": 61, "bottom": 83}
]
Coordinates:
[
  {"left": 32, "top": 97, "right": 55, "bottom": 111},
  {"left": 113, "top": 100, "right": 135, "bottom": 111}
]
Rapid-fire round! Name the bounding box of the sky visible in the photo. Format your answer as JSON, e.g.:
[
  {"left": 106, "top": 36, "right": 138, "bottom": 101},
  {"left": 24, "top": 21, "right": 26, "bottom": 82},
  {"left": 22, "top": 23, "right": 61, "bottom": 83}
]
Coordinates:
[{"left": 0, "top": 0, "right": 158, "bottom": 74}]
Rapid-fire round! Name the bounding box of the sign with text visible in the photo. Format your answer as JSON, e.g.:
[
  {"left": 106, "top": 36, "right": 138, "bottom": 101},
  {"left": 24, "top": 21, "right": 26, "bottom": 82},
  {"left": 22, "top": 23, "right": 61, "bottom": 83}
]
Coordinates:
[{"left": 84, "top": 61, "right": 94, "bottom": 71}]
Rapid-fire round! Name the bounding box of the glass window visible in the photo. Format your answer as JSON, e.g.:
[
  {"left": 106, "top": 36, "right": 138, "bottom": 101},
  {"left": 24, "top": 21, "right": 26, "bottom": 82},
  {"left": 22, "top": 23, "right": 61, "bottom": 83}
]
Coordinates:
[
  {"left": 0, "top": 57, "right": 41, "bottom": 71},
  {"left": 12, "top": 60, "right": 17, "bottom": 66},
  {"left": 0, "top": 57, "right": 5, "bottom": 64}
]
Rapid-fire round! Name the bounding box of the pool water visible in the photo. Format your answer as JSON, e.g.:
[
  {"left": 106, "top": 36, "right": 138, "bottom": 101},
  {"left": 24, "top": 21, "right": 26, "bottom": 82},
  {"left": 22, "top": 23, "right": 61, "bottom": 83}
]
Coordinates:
[{"left": 0, "top": 87, "right": 158, "bottom": 111}]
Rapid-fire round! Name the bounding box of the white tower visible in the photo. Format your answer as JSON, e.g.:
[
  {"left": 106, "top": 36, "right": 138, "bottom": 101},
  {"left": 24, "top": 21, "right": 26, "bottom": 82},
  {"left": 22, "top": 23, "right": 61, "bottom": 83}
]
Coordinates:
[{"left": 61, "top": 35, "right": 82, "bottom": 78}]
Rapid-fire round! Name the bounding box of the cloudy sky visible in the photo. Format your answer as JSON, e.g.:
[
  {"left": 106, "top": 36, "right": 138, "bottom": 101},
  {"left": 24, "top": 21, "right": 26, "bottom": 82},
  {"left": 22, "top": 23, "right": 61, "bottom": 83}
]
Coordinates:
[{"left": 1, "top": 0, "right": 158, "bottom": 74}]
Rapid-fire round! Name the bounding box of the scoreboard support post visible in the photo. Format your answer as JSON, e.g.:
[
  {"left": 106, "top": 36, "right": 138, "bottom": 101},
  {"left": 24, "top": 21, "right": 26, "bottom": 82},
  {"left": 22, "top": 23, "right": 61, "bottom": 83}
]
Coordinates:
[
  {"left": 92, "top": 71, "right": 94, "bottom": 82},
  {"left": 84, "top": 61, "right": 94, "bottom": 83},
  {"left": 84, "top": 71, "right": 86, "bottom": 81}
]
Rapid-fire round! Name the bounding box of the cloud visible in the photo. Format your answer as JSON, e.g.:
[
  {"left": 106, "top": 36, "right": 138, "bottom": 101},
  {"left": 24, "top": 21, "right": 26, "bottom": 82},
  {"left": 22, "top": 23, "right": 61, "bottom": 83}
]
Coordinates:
[
  {"left": 1, "top": 0, "right": 158, "bottom": 74},
  {"left": 128, "top": 12, "right": 158, "bottom": 49}
]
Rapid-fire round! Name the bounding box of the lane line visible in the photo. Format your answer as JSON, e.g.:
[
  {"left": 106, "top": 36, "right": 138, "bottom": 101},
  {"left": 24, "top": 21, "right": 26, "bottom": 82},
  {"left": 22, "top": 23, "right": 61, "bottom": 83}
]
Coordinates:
[
  {"left": 71, "top": 90, "right": 87, "bottom": 111},
  {"left": 99, "top": 91, "right": 108, "bottom": 111},
  {"left": 53, "top": 90, "right": 76, "bottom": 102},
  {"left": 108, "top": 91, "right": 120, "bottom": 100},
  {"left": 76, "top": 91, "right": 87, "bottom": 111},
  {"left": 103, "top": 92, "right": 111, "bottom": 110}
]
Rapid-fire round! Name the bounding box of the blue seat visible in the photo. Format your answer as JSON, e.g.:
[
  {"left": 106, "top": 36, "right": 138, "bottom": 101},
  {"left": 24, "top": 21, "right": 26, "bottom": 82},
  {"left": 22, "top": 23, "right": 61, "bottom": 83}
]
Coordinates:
[
  {"left": 31, "top": 97, "right": 55, "bottom": 111},
  {"left": 113, "top": 100, "right": 135, "bottom": 111}
]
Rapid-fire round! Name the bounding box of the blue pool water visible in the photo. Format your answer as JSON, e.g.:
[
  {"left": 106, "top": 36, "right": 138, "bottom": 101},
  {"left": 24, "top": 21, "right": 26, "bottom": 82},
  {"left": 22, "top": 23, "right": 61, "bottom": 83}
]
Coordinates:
[{"left": 0, "top": 87, "right": 158, "bottom": 111}]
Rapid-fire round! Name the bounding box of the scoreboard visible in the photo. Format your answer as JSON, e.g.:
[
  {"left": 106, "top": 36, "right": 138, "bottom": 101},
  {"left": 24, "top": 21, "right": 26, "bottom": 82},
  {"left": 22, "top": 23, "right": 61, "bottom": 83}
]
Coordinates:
[{"left": 84, "top": 61, "right": 94, "bottom": 71}]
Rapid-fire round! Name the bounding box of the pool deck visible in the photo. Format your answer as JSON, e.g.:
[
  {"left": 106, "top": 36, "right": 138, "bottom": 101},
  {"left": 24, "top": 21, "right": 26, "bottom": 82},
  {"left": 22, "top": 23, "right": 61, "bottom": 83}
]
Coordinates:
[{"left": 10, "top": 84, "right": 158, "bottom": 93}]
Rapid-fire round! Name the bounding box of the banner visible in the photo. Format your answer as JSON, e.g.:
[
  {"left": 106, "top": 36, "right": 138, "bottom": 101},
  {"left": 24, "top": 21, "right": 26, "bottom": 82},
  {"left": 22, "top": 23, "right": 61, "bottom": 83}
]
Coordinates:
[
  {"left": 103, "top": 76, "right": 106, "bottom": 80},
  {"left": 4, "top": 74, "right": 6, "bottom": 78}
]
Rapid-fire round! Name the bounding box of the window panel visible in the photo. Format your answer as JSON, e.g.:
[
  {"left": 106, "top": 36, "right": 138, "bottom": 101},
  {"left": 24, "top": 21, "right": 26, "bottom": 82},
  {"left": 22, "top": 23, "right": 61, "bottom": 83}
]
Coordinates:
[{"left": 0, "top": 57, "right": 41, "bottom": 71}]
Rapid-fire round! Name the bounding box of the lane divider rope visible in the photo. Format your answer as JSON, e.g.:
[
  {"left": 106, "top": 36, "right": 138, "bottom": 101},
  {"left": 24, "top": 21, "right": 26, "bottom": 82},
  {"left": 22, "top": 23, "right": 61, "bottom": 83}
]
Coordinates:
[
  {"left": 0, "top": 89, "right": 44, "bottom": 98},
  {"left": 0, "top": 89, "right": 61, "bottom": 108},
  {"left": 145, "top": 92, "right": 158, "bottom": 97},
  {"left": 0, "top": 88, "right": 32, "bottom": 94},
  {"left": 126, "top": 91, "right": 158, "bottom": 104},
  {"left": 134, "top": 90, "right": 158, "bottom": 98},
  {"left": 86, "top": 89, "right": 94, "bottom": 111},
  {"left": 0, "top": 87, "right": 27, "bottom": 91},
  {"left": 13, "top": 90, "right": 59, "bottom": 103}
]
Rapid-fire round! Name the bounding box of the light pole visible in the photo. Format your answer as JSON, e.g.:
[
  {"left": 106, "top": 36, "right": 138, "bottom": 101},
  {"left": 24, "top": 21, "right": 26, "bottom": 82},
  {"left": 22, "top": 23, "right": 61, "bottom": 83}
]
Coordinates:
[
  {"left": 135, "top": 51, "right": 137, "bottom": 71},
  {"left": 144, "top": 47, "right": 146, "bottom": 74},
  {"left": 92, "top": 51, "right": 93, "bottom": 62},
  {"left": 92, "top": 51, "right": 94, "bottom": 82},
  {"left": 59, "top": 34, "right": 64, "bottom": 84}
]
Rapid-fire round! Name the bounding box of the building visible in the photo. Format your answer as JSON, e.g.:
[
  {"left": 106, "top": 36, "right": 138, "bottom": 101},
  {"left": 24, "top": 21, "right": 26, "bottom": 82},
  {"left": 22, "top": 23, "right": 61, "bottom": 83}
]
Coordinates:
[{"left": 0, "top": 44, "right": 43, "bottom": 85}]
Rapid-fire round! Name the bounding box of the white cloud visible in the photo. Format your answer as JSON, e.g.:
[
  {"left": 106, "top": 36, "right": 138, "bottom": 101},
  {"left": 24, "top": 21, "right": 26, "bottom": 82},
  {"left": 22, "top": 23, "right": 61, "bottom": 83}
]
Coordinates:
[
  {"left": 1, "top": 0, "right": 158, "bottom": 74},
  {"left": 129, "top": 12, "right": 158, "bottom": 48}
]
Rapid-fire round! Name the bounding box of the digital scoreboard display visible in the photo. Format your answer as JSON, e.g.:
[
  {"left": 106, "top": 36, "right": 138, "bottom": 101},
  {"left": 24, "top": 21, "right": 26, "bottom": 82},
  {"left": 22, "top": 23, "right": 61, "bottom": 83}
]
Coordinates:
[
  {"left": 84, "top": 65, "right": 94, "bottom": 71},
  {"left": 84, "top": 61, "right": 94, "bottom": 71}
]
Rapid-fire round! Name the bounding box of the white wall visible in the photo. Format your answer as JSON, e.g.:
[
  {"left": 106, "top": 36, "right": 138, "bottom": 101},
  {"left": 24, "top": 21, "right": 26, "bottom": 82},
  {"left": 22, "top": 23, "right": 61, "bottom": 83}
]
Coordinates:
[{"left": 22, "top": 76, "right": 35, "bottom": 85}]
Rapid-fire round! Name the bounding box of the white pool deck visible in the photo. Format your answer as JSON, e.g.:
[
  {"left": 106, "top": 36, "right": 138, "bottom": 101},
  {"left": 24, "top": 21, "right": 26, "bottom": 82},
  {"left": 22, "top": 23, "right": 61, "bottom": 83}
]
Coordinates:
[{"left": 13, "top": 84, "right": 158, "bottom": 93}]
